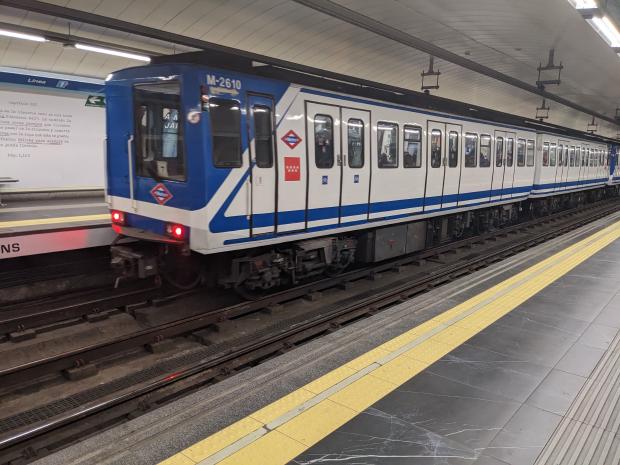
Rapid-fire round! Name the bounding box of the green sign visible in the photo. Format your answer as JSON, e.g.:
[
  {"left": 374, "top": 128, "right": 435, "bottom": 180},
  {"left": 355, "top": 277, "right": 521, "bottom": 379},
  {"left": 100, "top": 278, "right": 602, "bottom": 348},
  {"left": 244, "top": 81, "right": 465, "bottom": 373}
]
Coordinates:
[{"left": 85, "top": 95, "right": 105, "bottom": 107}]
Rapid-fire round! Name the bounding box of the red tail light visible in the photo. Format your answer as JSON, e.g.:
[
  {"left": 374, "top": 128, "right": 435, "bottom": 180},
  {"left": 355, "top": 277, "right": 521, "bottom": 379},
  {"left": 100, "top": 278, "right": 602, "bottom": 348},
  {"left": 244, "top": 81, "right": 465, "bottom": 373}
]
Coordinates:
[
  {"left": 111, "top": 210, "right": 125, "bottom": 225},
  {"left": 166, "top": 223, "right": 186, "bottom": 240}
]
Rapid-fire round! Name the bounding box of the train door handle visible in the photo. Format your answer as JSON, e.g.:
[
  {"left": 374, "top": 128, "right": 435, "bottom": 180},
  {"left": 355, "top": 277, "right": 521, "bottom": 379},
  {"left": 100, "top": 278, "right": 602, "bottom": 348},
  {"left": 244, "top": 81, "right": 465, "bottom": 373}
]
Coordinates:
[
  {"left": 337, "top": 154, "right": 342, "bottom": 166},
  {"left": 442, "top": 156, "right": 447, "bottom": 167}
]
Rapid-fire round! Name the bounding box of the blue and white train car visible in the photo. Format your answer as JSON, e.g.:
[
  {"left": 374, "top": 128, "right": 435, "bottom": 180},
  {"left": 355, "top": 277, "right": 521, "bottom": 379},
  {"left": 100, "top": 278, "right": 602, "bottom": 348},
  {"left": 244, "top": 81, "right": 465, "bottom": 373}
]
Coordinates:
[{"left": 105, "top": 51, "right": 620, "bottom": 289}]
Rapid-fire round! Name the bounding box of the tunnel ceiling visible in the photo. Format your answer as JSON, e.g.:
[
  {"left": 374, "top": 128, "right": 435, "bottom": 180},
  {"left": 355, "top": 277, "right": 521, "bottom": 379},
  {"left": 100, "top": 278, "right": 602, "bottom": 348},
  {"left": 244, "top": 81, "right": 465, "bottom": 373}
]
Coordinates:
[{"left": 1, "top": 0, "right": 619, "bottom": 137}]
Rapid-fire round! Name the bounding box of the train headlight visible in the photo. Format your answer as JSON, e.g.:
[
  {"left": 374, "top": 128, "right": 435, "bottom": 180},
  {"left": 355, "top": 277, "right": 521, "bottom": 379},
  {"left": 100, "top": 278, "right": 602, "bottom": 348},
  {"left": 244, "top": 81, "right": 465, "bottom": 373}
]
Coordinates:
[
  {"left": 166, "top": 223, "right": 187, "bottom": 240},
  {"left": 111, "top": 210, "right": 125, "bottom": 225}
]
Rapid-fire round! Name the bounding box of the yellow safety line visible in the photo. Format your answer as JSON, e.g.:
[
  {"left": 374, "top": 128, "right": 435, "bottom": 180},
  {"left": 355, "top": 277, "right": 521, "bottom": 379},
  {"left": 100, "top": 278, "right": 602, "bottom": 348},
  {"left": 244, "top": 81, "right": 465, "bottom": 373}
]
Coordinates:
[
  {"left": 158, "top": 220, "right": 620, "bottom": 465},
  {"left": 0, "top": 214, "right": 110, "bottom": 229}
]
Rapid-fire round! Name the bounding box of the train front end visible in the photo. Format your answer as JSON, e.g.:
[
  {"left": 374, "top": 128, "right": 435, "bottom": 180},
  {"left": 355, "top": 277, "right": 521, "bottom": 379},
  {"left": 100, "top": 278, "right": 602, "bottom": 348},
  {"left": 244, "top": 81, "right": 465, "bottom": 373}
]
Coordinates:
[{"left": 105, "top": 64, "right": 208, "bottom": 285}]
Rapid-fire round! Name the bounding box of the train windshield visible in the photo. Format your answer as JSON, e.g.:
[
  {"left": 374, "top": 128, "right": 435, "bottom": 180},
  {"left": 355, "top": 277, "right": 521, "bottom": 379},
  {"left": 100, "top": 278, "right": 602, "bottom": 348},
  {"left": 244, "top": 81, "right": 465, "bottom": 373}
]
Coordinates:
[{"left": 133, "top": 81, "right": 186, "bottom": 182}]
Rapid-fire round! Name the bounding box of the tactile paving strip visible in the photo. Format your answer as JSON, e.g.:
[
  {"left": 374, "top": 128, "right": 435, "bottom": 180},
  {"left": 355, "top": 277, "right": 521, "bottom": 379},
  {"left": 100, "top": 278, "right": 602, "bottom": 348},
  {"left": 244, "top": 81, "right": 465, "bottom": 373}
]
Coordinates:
[{"left": 535, "top": 331, "right": 620, "bottom": 465}]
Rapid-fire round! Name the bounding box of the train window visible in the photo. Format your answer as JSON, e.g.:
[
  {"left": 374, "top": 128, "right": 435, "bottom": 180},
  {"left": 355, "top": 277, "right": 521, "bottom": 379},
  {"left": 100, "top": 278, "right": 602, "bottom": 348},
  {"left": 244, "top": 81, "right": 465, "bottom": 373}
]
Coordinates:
[
  {"left": 134, "top": 81, "right": 186, "bottom": 181},
  {"left": 506, "top": 138, "right": 514, "bottom": 167},
  {"left": 517, "top": 139, "right": 526, "bottom": 167},
  {"left": 564, "top": 146, "right": 569, "bottom": 167},
  {"left": 550, "top": 144, "right": 556, "bottom": 167},
  {"left": 430, "top": 129, "right": 442, "bottom": 168},
  {"left": 314, "top": 114, "right": 334, "bottom": 169},
  {"left": 378, "top": 122, "right": 399, "bottom": 168},
  {"left": 558, "top": 144, "right": 563, "bottom": 167},
  {"left": 403, "top": 125, "right": 422, "bottom": 168},
  {"left": 448, "top": 131, "right": 459, "bottom": 167},
  {"left": 542, "top": 142, "right": 549, "bottom": 166},
  {"left": 526, "top": 140, "right": 535, "bottom": 166},
  {"left": 480, "top": 135, "right": 491, "bottom": 167},
  {"left": 347, "top": 118, "right": 364, "bottom": 168},
  {"left": 569, "top": 147, "right": 575, "bottom": 167},
  {"left": 495, "top": 137, "right": 504, "bottom": 167},
  {"left": 465, "top": 133, "right": 478, "bottom": 167},
  {"left": 210, "top": 98, "right": 242, "bottom": 168},
  {"left": 252, "top": 105, "right": 274, "bottom": 169}
]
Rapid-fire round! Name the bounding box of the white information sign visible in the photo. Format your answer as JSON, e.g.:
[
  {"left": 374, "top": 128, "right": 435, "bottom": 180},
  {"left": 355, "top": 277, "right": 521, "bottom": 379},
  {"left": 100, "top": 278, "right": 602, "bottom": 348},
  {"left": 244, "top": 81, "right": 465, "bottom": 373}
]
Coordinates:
[{"left": 0, "top": 89, "right": 105, "bottom": 191}]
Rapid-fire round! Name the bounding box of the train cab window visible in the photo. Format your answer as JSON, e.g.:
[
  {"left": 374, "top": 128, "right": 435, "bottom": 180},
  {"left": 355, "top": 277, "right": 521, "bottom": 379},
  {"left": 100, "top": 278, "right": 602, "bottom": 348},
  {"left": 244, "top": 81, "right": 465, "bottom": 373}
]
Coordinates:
[
  {"left": 448, "top": 131, "right": 459, "bottom": 167},
  {"left": 314, "top": 114, "right": 334, "bottom": 168},
  {"left": 252, "top": 105, "right": 274, "bottom": 168},
  {"left": 517, "top": 139, "right": 526, "bottom": 167},
  {"left": 378, "top": 122, "right": 399, "bottom": 168},
  {"left": 550, "top": 144, "right": 557, "bottom": 167},
  {"left": 495, "top": 136, "right": 504, "bottom": 167},
  {"left": 403, "top": 125, "right": 422, "bottom": 168},
  {"left": 569, "top": 147, "right": 576, "bottom": 167},
  {"left": 430, "top": 129, "right": 442, "bottom": 168},
  {"left": 209, "top": 98, "right": 242, "bottom": 168},
  {"left": 480, "top": 135, "right": 491, "bottom": 167},
  {"left": 347, "top": 118, "right": 364, "bottom": 168},
  {"left": 542, "top": 142, "right": 549, "bottom": 166},
  {"left": 134, "top": 81, "right": 186, "bottom": 181},
  {"left": 506, "top": 138, "right": 514, "bottom": 167},
  {"left": 526, "top": 140, "right": 535, "bottom": 166},
  {"left": 558, "top": 144, "right": 563, "bottom": 167},
  {"left": 465, "top": 133, "right": 478, "bottom": 167}
]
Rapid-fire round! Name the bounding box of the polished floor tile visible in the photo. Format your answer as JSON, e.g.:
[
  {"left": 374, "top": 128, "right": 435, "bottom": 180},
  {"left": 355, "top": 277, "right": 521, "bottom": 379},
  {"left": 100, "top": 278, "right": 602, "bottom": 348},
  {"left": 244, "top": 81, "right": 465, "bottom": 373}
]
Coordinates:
[{"left": 525, "top": 369, "right": 587, "bottom": 416}]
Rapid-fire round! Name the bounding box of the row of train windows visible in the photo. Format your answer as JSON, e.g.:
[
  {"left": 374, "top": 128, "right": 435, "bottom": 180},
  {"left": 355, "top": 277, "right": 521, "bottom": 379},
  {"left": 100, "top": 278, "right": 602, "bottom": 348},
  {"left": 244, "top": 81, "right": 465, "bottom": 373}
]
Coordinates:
[
  {"left": 541, "top": 143, "right": 608, "bottom": 168},
  {"left": 314, "top": 116, "right": 535, "bottom": 170}
]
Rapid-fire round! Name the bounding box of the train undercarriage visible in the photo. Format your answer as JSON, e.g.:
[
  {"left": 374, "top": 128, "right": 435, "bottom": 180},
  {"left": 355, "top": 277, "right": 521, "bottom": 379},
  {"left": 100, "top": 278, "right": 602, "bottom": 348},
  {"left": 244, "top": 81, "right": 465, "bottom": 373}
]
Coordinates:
[{"left": 110, "top": 187, "right": 618, "bottom": 293}]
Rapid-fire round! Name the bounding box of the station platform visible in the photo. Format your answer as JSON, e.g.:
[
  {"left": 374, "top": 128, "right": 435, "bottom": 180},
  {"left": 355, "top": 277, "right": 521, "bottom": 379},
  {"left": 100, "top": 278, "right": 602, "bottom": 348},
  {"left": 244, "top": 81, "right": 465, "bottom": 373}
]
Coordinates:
[
  {"left": 0, "top": 193, "right": 115, "bottom": 259},
  {"left": 35, "top": 213, "right": 620, "bottom": 465}
]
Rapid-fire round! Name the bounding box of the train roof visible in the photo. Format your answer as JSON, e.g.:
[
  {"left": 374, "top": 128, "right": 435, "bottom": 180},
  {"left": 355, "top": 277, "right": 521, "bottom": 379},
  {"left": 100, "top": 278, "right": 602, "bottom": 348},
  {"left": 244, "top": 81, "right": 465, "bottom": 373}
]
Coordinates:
[{"left": 151, "top": 49, "right": 619, "bottom": 146}]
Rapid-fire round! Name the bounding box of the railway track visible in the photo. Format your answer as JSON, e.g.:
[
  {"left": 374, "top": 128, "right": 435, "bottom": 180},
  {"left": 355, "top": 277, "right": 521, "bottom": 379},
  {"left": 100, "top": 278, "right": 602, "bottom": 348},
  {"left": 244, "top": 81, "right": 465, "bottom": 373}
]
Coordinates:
[{"left": 1, "top": 199, "right": 619, "bottom": 464}]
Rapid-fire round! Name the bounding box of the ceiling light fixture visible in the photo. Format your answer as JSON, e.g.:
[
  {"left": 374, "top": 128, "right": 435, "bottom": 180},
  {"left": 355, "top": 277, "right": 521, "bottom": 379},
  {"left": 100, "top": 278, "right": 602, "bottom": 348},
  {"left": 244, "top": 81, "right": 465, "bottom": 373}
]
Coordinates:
[
  {"left": 568, "top": 0, "right": 598, "bottom": 9},
  {"left": 74, "top": 43, "right": 151, "bottom": 62},
  {"left": 0, "top": 28, "right": 47, "bottom": 42},
  {"left": 587, "top": 16, "right": 620, "bottom": 47}
]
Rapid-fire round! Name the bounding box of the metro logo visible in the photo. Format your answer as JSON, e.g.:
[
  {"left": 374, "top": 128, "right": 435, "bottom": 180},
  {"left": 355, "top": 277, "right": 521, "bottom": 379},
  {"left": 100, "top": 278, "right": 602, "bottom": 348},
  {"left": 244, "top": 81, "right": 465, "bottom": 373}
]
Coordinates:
[
  {"left": 281, "top": 130, "right": 302, "bottom": 149},
  {"left": 284, "top": 157, "right": 301, "bottom": 181},
  {"left": 150, "top": 183, "right": 173, "bottom": 205}
]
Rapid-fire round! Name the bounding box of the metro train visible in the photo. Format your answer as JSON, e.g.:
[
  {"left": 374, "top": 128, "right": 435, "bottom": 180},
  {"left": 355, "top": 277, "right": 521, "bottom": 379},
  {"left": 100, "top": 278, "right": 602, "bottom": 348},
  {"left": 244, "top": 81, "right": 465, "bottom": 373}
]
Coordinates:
[{"left": 105, "top": 50, "right": 620, "bottom": 290}]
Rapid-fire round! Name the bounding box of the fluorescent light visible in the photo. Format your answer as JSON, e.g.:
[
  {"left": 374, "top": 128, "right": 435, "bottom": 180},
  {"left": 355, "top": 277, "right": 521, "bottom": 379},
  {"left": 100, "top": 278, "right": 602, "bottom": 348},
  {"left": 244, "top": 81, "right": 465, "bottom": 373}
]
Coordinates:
[
  {"left": 568, "top": 0, "right": 598, "bottom": 9},
  {"left": 587, "top": 16, "right": 620, "bottom": 47},
  {"left": 74, "top": 43, "right": 151, "bottom": 62},
  {"left": 0, "top": 28, "right": 47, "bottom": 42}
]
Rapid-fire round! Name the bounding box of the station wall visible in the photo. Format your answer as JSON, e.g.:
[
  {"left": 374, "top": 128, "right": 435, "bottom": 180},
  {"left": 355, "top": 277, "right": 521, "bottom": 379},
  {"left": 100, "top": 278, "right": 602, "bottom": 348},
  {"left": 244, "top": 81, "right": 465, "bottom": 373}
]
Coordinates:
[{"left": 0, "top": 68, "right": 105, "bottom": 192}]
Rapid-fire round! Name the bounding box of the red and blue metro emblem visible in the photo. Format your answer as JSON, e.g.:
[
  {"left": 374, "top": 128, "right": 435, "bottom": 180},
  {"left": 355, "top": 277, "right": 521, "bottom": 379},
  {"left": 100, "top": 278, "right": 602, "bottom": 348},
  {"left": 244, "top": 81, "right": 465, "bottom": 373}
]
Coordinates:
[
  {"left": 281, "top": 130, "right": 302, "bottom": 149},
  {"left": 150, "top": 183, "right": 173, "bottom": 205}
]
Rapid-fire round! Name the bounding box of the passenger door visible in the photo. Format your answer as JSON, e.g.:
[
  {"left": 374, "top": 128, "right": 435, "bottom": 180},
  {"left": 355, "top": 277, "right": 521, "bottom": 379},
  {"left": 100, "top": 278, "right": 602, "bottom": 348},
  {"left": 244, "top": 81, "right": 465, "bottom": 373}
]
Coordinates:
[
  {"left": 424, "top": 120, "right": 445, "bottom": 212},
  {"left": 306, "top": 102, "right": 341, "bottom": 228},
  {"left": 442, "top": 124, "right": 462, "bottom": 208},
  {"left": 340, "top": 108, "right": 371, "bottom": 222},
  {"left": 491, "top": 130, "right": 506, "bottom": 201},
  {"left": 502, "top": 133, "right": 516, "bottom": 199},
  {"left": 247, "top": 95, "right": 276, "bottom": 235}
]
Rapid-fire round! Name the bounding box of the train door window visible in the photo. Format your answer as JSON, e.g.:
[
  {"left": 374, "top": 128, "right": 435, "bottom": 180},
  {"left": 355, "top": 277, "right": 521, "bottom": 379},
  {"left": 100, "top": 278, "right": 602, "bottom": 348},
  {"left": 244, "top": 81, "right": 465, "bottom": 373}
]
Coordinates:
[
  {"left": 347, "top": 118, "right": 364, "bottom": 168},
  {"left": 252, "top": 105, "right": 274, "bottom": 168},
  {"left": 448, "top": 131, "right": 459, "bottom": 167},
  {"left": 465, "top": 133, "right": 478, "bottom": 167},
  {"left": 403, "top": 125, "right": 422, "bottom": 168},
  {"left": 517, "top": 139, "right": 526, "bottom": 167},
  {"left": 550, "top": 144, "right": 557, "bottom": 167},
  {"left": 210, "top": 98, "right": 242, "bottom": 168},
  {"left": 506, "top": 138, "right": 514, "bottom": 167},
  {"left": 134, "top": 81, "right": 186, "bottom": 181},
  {"left": 576, "top": 147, "right": 581, "bottom": 166},
  {"left": 558, "top": 144, "right": 563, "bottom": 166},
  {"left": 542, "top": 142, "right": 549, "bottom": 166},
  {"left": 569, "top": 147, "right": 575, "bottom": 167},
  {"left": 526, "top": 140, "right": 535, "bottom": 166},
  {"left": 430, "top": 129, "right": 442, "bottom": 168},
  {"left": 564, "top": 146, "right": 569, "bottom": 167},
  {"left": 314, "top": 114, "right": 334, "bottom": 168},
  {"left": 378, "top": 122, "right": 398, "bottom": 168},
  {"left": 495, "top": 136, "right": 504, "bottom": 167},
  {"left": 480, "top": 135, "right": 491, "bottom": 167}
]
